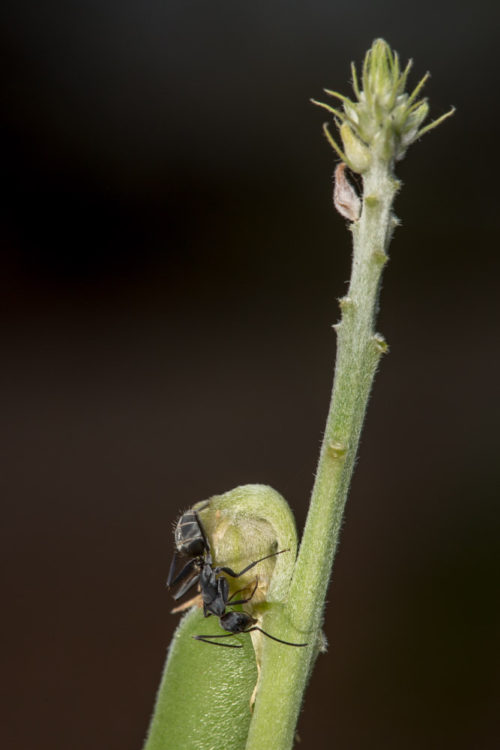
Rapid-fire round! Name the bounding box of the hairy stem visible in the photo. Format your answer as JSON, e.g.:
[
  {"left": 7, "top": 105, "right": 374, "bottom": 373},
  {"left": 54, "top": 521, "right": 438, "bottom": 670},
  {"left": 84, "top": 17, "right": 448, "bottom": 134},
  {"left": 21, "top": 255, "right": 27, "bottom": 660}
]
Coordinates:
[
  {"left": 143, "top": 40, "right": 452, "bottom": 750},
  {"left": 245, "top": 158, "right": 398, "bottom": 750}
]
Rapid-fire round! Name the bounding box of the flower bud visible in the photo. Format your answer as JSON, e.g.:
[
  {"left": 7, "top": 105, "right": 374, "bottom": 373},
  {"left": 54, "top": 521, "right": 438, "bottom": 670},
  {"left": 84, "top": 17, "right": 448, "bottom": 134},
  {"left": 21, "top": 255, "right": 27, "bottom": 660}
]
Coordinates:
[
  {"left": 340, "top": 123, "right": 371, "bottom": 173},
  {"left": 313, "top": 39, "right": 453, "bottom": 166},
  {"left": 363, "top": 38, "right": 399, "bottom": 107}
]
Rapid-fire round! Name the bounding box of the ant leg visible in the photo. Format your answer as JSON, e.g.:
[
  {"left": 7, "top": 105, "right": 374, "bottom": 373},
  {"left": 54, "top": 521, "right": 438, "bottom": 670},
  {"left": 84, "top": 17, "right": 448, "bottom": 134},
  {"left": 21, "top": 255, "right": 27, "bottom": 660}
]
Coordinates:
[
  {"left": 172, "top": 571, "right": 200, "bottom": 601},
  {"left": 193, "top": 623, "right": 308, "bottom": 648},
  {"left": 193, "top": 633, "right": 243, "bottom": 648},
  {"left": 166, "top": 553, "right": 178, "bottom": 588},
  {"left": 226, "top": 578, "right": 259, "bottom": 606},
  {"left": 217, "top": 549, "right": 290, "bottom": 579},
  {"left": 168, "top": 557, "right": 197, "bottom": 589},
  {"left": 244, "top": 626, "right": 308, "bottom": 647}
]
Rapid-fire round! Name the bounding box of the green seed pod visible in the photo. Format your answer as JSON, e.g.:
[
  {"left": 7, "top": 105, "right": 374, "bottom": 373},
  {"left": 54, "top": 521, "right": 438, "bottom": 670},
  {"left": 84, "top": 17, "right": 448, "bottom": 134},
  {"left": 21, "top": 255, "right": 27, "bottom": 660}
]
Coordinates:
[{"left": 144, "top": 485, "right": 299, "bottom": 750}]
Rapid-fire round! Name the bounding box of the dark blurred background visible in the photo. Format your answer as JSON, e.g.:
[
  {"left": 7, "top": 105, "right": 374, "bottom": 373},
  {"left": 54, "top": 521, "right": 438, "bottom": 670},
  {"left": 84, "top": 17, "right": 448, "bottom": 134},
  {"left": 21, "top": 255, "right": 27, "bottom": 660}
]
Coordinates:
[{"left": 2, "top": 1, "right": 499, "bottom": 748}]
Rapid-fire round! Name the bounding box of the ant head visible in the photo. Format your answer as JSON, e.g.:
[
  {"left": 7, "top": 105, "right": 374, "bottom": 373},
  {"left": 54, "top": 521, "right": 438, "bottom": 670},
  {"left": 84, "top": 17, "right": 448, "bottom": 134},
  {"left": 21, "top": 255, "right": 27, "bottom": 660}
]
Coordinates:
[{"left": 174, "top": 510, "right": 210, "bottom": 558}]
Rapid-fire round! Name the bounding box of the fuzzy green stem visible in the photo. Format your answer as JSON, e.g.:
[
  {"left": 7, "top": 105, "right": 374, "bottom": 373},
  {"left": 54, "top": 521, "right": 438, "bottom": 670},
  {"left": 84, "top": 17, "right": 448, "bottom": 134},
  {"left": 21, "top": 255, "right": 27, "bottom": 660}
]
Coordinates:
[
  {"left": 143, "top": 40, "right": 452, "bottom": 750},
  {"left": 245, "top": 157, "right": 398, "bottom": 750}
]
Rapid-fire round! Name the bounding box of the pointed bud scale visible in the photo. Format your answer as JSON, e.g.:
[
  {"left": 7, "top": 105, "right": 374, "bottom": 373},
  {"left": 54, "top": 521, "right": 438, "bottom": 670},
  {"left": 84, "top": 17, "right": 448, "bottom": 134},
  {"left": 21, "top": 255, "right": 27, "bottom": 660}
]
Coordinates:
[{"left": 408, "top": 100, "right": 429, "bottom": 130}]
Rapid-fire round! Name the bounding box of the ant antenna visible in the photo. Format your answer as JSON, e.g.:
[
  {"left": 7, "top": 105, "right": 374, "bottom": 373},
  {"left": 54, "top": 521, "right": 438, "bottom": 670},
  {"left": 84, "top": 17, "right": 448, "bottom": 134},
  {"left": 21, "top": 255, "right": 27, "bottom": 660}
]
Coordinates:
[
  {"left": 246, "top": 627, "right": 308, "bottom": 647},
  {"left": 193, "top": 628, "right": 308, "bottom": 648}
]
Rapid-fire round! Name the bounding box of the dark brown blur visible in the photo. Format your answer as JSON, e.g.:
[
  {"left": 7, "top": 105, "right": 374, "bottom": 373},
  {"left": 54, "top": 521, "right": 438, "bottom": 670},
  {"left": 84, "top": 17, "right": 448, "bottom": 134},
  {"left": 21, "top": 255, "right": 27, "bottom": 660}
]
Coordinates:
[{"left": 2, "top": 2, "right": 499, "bottom": 748}]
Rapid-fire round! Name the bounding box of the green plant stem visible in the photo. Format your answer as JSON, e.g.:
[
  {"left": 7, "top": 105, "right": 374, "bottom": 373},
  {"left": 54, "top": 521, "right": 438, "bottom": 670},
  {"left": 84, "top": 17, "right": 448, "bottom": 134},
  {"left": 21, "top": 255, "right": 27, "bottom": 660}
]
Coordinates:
[
  {"left": 143, "top": 41, "right": 451, "bottom": 750},
  {"left": 245, "top": 159, "right": 398, "bottom": 750}
]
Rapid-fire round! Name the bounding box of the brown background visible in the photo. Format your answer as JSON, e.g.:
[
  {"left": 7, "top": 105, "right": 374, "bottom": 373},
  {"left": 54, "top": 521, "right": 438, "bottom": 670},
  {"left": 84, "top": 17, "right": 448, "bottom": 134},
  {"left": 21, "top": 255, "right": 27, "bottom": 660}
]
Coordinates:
[{"left": 2, "top": 1, "right": 499, "bottom": 748}]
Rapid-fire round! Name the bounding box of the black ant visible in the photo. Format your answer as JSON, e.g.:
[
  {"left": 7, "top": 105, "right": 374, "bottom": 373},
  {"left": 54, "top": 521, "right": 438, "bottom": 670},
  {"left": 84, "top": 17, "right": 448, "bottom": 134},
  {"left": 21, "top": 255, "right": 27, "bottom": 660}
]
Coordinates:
[{"left": 168, "top": 508, "right": 308, "bottom": 648}]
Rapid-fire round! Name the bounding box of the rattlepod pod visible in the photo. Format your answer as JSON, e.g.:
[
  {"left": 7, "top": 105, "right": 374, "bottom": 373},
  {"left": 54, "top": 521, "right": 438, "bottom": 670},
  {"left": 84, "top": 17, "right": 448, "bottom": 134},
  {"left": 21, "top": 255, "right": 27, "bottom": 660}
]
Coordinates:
[
  {"left": 144, "top": 485, "right": 307, "bottom": 749},
  {"left": 167, "top": 487, "right": 307, "bottom": 649}
]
